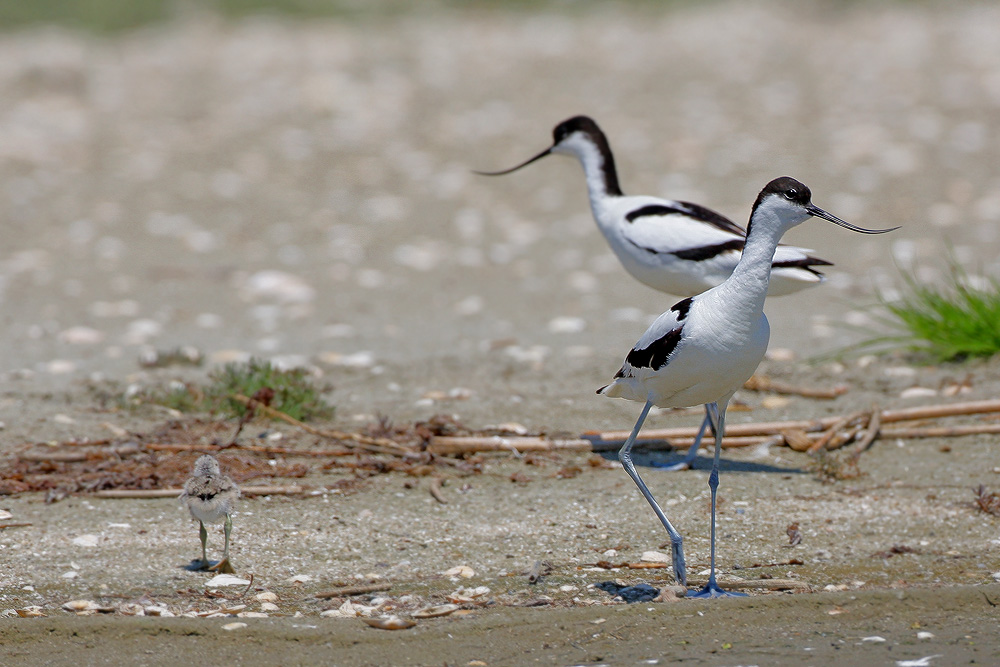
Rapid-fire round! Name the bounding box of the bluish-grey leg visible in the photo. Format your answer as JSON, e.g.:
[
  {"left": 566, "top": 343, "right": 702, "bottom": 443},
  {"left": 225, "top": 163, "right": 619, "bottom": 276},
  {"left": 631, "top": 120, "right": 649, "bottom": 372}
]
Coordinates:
[
  {"left": 619, "top": 399, "right": 686, "bottom": 586},
  {"left": 690, "top": 400, "right": 746, "bottom": 599},
  {"left": 659, "top": 405, "right": 715, "bottom": 472}
]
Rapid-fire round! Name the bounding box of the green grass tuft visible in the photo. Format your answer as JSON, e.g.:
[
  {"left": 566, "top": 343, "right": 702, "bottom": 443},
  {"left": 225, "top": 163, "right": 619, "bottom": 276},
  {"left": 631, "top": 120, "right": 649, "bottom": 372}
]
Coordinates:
[
  {"left": 205, "top": 358, "right": 334, "bottom": 421},
  {"left": 874, "top": 264, "right": 1000, "bottom": 363},
  {"left": 128, "top": 358, "right": 334, "bottom": 422}
]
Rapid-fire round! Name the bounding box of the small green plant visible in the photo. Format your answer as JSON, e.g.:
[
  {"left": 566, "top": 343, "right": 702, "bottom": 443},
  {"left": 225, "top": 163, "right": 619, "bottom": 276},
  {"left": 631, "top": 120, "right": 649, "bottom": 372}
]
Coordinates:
[
  {"left": 205, "top": 358, "right": 334, "bottom": 421},
  {"left": 128, "top": 359, "right": 334, "bottom": 422},
  {"left": 865, "top": 263, "right": 1000, "bottom": 363}
]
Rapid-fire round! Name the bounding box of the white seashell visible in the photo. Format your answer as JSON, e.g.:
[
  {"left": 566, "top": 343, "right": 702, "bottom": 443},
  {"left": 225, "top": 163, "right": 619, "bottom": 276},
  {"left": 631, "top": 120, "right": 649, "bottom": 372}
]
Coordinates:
[
  {"left": 900, "top": 386, "right": 937, "bottom": 399},
  {"left": 285, "top": 574, "right": 312, "bottom": 585},
  {"left": 362, "top": 615, "right": 416, "bottom": 630},
  {"left": 260, "top": 602, "right": 279, "bottom": 612},
  {"left": 254, "top": 592, "right": 278, "bottom": 602},
  {"left": 144, "top": 606, "right": 170, "bottom": 616},
  {"left": 0, "top": 510, "right": 12, "bottom": 520},
  {"left": 16, "top": 607, "right": 46, "bottom": 618},
  {"left": 443, "top": 565, "right": 475, "bottom": 578},
  {"left": 238, "top": 612, "right": 269, "bottom": 618},
  {"left": 640, "top": 551, "right": 670, "bottom": 563},
  {"left": 412, "top": 604, "right": 459, "bottom": 619},
  {"left": 861, "top": 636, "right": 886, "bottom": 643},
  {"left": 72, "top": 534, "right": 100, "bottom": 547},
  {"left": 222, "top": 622, "right": 248, "bottom": 631},
  {"left": 220, "top": 604, "right": 247, "bottom": 615},
  {"left": 205, "top": 574, "right": 250, "bottom": 587},
  {"left": 62, "top": 600, "right": 98, "bottom": 612},
  {"left": 320, "top": 600, "right": 364, "bottom": 618},
  {"left": 118, "top": 603, "right": 145, "bottom": 616},
  {"left": 917, "top": 631, "right": 935, "bottom": 640}
]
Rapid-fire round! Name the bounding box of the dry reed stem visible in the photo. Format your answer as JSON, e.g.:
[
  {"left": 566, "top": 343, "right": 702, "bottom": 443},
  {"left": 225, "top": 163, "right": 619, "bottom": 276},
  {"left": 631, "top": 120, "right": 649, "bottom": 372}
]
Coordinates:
[{"left": 92, "top": 485, "right": 304, "bottom": 499}]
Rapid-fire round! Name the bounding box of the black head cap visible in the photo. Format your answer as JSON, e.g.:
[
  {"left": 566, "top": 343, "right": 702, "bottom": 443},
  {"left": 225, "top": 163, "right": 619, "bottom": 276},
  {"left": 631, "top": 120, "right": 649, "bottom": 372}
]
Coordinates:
[
  {"left": 553, "top": 116, "right": 605, "bottom": 144},
  {"left": 753, "top": 176, "right": 811, "bottom": 210}
]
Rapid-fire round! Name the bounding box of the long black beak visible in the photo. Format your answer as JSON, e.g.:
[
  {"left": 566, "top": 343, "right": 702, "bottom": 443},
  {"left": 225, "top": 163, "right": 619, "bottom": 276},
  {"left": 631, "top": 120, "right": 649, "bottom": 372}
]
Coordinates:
[
  {"left": 473, "top": 146, "right": 553, "bottom": 176},
  {"left": 806, "top": 203, "right": 899, "bottom": 234}
]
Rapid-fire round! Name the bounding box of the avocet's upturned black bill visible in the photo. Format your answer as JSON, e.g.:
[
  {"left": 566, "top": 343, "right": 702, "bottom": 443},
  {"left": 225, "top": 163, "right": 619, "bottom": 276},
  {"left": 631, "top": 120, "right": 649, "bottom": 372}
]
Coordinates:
[
  {"left": 472, "top": 146, "right": 553, "bottom": 176},
  {"left": 805, "top": 204, "right": 897, "bottom": 234},
  {"left": 475, "top": 117, "right": 843, "bottom": 473},
  {"left": 599, "top": 176, "right": 897, "bottom": 598}
]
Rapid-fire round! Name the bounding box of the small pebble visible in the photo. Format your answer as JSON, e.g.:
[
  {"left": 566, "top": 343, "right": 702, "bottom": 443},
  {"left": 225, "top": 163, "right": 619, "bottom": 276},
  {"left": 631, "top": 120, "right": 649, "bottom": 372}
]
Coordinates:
[{"left": 222, "top": 622, "right": 248, "bottom": 631}]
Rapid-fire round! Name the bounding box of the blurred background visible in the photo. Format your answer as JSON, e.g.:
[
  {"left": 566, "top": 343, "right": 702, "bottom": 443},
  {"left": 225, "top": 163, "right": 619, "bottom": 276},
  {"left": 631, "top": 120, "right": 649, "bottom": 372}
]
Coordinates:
[{"left": 0, "top": 1, "right": 998, "bottom": 426}]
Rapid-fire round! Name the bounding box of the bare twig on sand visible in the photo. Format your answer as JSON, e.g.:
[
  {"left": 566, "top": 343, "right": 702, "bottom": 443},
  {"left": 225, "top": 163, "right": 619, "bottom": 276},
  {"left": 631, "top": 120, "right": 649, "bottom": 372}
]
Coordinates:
[
  {"left": 847, "top": 407, "right": 882, "bottom": 466},
  {"left": 429, "top": 476, "right": 448, "bottom": 504},
  {"left": 92, "top": 485, "right": 304, "bottom": 499},
  {"left": 314, "top": 583, "right": 392, "bottom": 599},
  {"left": 0, "top": 522, "right": 33, "bottom": 530},
  {"left": 743, "top": 375, "right": 848, "bottom": 399},
  {"left": 806, "top": 411, "right": 867, "bottom": 454},
  {"left": 588, "top": 398, "right": 1000, "bottom": 443},
  {"left": 429, "top": 398, "right": 1000, "bottom": 456}
]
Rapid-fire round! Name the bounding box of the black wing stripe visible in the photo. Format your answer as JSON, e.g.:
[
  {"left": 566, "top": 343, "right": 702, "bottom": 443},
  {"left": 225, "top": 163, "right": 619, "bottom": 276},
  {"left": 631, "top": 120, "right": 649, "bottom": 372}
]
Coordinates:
[
  {"left": 671, "top": 239, "right": 745, "bottom": 262},
  {"left": 624, "top": 201, "right": 746, "bottom": 237},
  {"left": 625, "top": 327, "right": 683, "bottom": 371},
  {"left": 673, "top": 201, "right": 747, "bottom": 235},
  {"left": 625, "top": 204, "right": 686, "bottom": 223},
  {"left": 773, "top": 256, "right": 832, "bottom": 270}
]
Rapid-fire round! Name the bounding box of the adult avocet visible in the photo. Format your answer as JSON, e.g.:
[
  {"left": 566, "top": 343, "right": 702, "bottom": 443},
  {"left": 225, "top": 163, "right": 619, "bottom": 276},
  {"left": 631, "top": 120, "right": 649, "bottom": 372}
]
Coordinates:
[{"left": 597, "top": 176, "right": 896, "bottom": 595}]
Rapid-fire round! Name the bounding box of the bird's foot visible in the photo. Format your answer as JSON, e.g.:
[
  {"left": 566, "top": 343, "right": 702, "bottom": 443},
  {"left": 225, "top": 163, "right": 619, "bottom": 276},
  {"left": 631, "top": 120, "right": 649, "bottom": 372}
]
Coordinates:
[
  {"left": 671, "top": 542, "right": 687, "bottom": 587},
  {"left": 208, "top": 557, "right": 235, "bottom": 574},
  {"left": 186, "top": 558, "right": 213, "bottom": 571},
  {"left": 688, "top": 581, "right": 747, "bottom": 599}
]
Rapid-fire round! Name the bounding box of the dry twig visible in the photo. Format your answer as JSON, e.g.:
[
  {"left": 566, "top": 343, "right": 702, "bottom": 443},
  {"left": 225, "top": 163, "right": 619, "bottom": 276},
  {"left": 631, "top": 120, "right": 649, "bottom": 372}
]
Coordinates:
[
  {"left": 743, "top": 375, "right": 848, "bottom": 399},
  {"left": 92, "top": 485, "right": 304, "bottom": 499},
  {"left": 314, "top": 583, "right": 392, "bottom": 599}
]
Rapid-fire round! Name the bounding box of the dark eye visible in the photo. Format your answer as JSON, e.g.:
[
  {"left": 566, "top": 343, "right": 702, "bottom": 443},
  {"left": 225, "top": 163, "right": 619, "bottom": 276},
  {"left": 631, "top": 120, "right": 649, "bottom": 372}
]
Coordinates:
[{"left": 784, "top": 188, "right": 798, "bottom": 200}]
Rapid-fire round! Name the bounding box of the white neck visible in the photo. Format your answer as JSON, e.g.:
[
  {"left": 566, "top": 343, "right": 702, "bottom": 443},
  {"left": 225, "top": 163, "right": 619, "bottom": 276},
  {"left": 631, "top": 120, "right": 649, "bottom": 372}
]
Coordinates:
[
  {"left": 713, "top": 196, "right": 802, "bottom": 317},
  {"left": 556, "top": 133, "right": 623, "bottom": 208}
]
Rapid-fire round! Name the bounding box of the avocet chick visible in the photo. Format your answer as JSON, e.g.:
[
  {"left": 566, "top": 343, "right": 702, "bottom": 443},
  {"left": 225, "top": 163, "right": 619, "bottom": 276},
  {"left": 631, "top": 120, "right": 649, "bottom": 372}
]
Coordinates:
[{"left": 180, "top": 455, "right": 239, "bottom": 573}]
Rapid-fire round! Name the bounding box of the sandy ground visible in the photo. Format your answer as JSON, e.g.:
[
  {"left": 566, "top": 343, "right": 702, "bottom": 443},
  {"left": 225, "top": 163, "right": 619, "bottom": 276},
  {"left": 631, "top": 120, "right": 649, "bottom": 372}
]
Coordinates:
[{"left": 3, "top": 1, "right": 1000, "bottom": 665}]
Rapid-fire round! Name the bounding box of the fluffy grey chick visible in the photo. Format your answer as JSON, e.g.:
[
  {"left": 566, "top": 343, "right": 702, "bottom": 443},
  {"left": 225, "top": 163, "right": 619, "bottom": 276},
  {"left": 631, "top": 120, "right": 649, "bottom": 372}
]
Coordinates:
[{"left": 180, "top": 455, "right": 240, "bottom": 573}]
